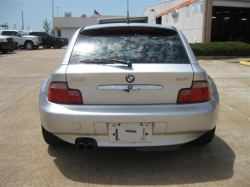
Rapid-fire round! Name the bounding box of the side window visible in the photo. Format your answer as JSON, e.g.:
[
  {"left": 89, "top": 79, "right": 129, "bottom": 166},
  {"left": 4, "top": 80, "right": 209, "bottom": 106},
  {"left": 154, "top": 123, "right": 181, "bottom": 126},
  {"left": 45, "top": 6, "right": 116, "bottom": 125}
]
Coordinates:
[
  {"left": 2, "top": 31, "right": 12, "bottom": 35},
  {"left": 41, "top": 33, "right": 48, "bottom": 37},
  {"left": 13, "top": 31, "right": 20, "bottom": 36}
]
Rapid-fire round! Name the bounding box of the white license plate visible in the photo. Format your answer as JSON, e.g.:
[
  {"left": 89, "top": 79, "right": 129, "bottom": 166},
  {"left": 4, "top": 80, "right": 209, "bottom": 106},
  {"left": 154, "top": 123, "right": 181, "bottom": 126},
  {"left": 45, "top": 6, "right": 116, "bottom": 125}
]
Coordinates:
[{"left": 108, "top": 123, "right": 153, "bottom": 143}]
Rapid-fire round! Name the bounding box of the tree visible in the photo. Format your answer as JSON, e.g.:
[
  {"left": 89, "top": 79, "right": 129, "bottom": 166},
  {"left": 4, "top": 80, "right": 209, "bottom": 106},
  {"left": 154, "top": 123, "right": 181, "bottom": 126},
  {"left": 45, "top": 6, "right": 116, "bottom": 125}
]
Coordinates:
[{"left": 43, "top": 18, "right": 51, "bottom": 33}]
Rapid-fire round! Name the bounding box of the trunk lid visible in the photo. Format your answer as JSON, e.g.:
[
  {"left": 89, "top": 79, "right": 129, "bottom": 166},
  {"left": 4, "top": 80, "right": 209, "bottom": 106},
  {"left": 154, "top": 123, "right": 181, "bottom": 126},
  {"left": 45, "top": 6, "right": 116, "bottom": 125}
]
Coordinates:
[{"left": 66, "top": 64, "right": 193, "bottom": 104}]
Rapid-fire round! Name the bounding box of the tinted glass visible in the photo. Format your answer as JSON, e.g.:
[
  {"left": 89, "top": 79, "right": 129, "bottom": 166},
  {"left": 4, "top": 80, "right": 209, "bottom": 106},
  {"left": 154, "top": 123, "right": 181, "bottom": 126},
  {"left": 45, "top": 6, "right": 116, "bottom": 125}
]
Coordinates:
[
  {"left": 29, "top": 32, "right": 37, "bottom": 36},
  {"left": 19, "top": 31, "right": 27, "bottom": 35},
  {"left": 2, "top": 31, "right": 12, "bottom": 35},
  {"left": 70, "top": 27, "right": 190, "bottom": 64}
]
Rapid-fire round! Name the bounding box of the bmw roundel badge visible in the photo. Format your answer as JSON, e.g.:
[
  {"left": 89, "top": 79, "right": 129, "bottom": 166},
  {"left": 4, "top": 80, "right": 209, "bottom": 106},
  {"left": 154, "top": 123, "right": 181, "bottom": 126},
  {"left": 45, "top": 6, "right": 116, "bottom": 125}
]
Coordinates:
[{"left": 126, "top": 74, "right": 135, "bottom": 83}]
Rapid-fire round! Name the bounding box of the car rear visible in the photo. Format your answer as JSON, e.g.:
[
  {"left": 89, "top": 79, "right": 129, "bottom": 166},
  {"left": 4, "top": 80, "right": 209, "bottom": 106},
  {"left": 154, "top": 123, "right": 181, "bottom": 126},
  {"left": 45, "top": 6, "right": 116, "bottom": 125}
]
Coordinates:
[
  {"left": 39, "top": 23, "right": 219, "bottom": 148},
  {"left": 0, "top": 37, "right": 15, "bottom": 53}
]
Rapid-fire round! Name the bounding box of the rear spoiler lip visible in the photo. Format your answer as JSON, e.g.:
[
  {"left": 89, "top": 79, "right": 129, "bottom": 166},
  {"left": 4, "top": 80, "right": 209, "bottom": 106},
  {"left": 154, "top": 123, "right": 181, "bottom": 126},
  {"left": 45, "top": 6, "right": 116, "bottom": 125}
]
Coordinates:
[{"left": 80, "top": 23, "right": 177, "bottom": 32}]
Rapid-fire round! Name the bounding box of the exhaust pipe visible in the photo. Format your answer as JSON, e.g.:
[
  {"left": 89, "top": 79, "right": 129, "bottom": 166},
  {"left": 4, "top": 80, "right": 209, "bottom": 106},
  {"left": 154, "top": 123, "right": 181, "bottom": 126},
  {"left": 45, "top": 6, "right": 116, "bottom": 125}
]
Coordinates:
[
  {"left": 87, "top": 143, "right": 96, "bottom": 151},
  {"left": 77, "top": 142, "right": 86, "bottom": 150},
  {"left": 75, "top": 138, "right": 97, "bottom": 151}
]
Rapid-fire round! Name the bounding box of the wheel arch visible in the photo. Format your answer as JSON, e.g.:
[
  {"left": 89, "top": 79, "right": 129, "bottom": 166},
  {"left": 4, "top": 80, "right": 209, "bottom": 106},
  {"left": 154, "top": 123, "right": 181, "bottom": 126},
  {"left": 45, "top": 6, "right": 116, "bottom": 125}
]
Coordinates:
[{"left": 24, "top": 40, "right": 34, "bottom": 45}]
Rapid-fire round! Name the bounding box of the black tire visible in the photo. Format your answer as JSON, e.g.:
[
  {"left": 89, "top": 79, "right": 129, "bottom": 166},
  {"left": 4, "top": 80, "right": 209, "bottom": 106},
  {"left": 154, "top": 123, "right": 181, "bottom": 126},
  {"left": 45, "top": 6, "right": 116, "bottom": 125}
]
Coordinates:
[
  {"left": 2, "top": 50, "right": 8, "bottom": 54},
  {"left": 53, "top": 42, "right": 62, "bottom": 49},
  {"left": 19, "top": 46, "right": 24, "bottom": 49},
  {"left": 42, "top": 126, "right": 67, "bottom": 146},
  {"left": 25, "top": 41, "right": 34, "bottom": 50},
  {"left": 192, "top": 127, "right": 216, "bottom": 145}
]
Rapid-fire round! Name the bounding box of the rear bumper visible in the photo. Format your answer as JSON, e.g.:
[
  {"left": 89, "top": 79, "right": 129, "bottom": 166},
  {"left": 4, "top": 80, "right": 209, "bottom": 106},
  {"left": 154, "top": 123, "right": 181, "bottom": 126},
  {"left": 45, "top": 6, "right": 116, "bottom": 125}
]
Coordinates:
[
  {"left": 39, "top": 92, "right": 219, "bottom": 147},
  {"left": 0, "top": 42, "right": 15, "bottom": 51},
  {"left": 33, "top": 42, "right": 40, "bottom": 46}
]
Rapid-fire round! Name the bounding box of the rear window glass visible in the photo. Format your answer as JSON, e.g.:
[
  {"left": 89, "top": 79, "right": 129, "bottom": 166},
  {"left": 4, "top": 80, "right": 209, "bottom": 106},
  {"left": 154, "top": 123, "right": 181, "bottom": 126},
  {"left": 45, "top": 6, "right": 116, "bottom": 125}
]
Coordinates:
[{"left": 70, "top": 27, "right": 190, "bottom": 64}]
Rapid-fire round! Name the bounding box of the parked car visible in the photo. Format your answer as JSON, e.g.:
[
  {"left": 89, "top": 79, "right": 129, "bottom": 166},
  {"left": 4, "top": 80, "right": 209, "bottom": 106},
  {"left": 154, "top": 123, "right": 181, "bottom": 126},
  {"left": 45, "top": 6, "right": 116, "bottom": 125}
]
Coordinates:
[
  {"left": 39, "top": 23, "right": 219, "bottom": 150},
  {"left": 0, "top": 35, "right": 15, "bottom": 53},
  {"left": 0, "top": 30, "right": 42, "bottom": 50},
  {"left": 28, "top": 31, "right": 68, "bottom": 49}
]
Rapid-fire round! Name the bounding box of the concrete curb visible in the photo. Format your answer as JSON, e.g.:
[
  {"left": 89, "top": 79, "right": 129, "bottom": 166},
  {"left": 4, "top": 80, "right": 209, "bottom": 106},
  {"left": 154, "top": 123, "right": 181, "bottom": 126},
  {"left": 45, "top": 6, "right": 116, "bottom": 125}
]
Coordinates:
[
  {"left": 196, "top": 56, "right": 250, "bottom": 60},
  {"left": 239, "top": 61, "right": 250, "bottom": 66}
]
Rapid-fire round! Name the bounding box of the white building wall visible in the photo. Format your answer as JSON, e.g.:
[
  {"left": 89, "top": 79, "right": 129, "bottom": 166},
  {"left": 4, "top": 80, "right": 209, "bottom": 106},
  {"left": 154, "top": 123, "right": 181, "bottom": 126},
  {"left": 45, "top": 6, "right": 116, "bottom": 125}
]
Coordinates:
[
  {"left": 54, "top": 17, "right": 98, "bottom": 40},
  {"left": 61, "top": 28, "right": 79, "bottom": 40},
  {"left": 142, "top": 0, "right": 207, "bottom": 43}
]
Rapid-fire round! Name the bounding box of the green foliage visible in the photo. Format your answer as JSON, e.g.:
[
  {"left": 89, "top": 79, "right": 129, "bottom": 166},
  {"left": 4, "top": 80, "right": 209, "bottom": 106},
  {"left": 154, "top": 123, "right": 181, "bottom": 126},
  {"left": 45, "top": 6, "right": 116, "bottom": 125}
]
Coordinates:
[
  {"left": 43, "top": 18, "right": 51, "bottom": 33},
  {"left": 190, "top": 42, "right": 250, "bottom": 56}
]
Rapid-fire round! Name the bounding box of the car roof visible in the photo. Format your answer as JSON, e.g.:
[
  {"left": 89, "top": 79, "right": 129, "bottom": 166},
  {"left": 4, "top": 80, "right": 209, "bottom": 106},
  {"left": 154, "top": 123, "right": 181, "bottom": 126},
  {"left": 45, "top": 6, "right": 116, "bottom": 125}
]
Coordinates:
[
  {"left": 1, "top": 30, "right": 18, "bottom": 32},
  {"left": 81, "top": 23, "right": 176, "bottom": 32},
  {"left": 28, "top": 31, "right": 46, "bottom": 32}
]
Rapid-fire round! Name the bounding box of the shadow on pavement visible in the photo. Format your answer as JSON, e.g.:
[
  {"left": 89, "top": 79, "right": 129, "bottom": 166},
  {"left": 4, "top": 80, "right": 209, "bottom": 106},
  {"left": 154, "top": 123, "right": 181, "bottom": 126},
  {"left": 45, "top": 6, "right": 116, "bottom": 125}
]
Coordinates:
[{"left": 48, "top": 135, "right": 235, "bottom": 185}]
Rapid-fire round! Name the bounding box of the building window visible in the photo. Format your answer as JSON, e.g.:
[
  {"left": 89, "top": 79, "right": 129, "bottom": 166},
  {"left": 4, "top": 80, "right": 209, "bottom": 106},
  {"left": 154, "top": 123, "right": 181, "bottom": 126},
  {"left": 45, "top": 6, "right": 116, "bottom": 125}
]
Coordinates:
[
  {"left": 185, "top": 5, "right": 190, "bottom": 17},
  {"left": 156, "top": 17, "right": 162, "bottom": 24}
]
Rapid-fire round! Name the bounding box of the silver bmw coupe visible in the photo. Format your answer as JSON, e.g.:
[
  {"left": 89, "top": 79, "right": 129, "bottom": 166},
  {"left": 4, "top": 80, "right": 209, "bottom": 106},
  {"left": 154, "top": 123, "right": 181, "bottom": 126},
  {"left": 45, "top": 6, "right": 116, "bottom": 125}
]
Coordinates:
[{"left": 39, "top": 23, "right": 219, "bottom": 150}]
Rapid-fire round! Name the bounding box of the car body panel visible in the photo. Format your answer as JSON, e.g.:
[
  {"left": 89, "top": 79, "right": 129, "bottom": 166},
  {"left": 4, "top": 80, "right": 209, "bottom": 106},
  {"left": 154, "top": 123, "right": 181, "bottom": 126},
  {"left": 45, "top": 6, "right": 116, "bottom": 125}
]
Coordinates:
[
  {"left": 39, "top": 90, "right": 219, "bottom": 146},
  {"left": 66, "top": 64, "right": 194, "bottom": 104},
  {"left": 0, "top": 36, "right": 15, "bottom": 52}
]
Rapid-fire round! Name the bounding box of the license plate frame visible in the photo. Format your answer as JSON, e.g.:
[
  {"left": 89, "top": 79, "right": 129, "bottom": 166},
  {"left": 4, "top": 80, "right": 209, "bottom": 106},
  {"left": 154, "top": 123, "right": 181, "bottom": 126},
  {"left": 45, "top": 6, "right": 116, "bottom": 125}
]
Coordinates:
[{"left": 108, "top": 123, "right": 153, "bottom": 143}]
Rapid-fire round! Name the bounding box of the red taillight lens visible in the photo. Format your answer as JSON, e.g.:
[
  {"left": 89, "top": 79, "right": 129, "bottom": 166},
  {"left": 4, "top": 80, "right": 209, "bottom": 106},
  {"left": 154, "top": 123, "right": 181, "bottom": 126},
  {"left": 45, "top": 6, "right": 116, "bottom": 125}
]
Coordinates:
[
  {"left": 48, "top": 82, "right": 83, "bottom": 104},
  {"left": 177, "top": 81, "right": 211, "bottom": 104}
]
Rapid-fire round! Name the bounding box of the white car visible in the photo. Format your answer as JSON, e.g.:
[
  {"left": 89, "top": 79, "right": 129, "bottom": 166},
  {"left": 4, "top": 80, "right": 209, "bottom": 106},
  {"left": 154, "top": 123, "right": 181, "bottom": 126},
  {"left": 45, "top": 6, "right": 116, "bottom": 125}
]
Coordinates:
[
  {"left": 39, "top": 23, "right": 219, "bottom": 150},
  {"left": 0, "top": 30, "right": 42, "bottom": 50}
]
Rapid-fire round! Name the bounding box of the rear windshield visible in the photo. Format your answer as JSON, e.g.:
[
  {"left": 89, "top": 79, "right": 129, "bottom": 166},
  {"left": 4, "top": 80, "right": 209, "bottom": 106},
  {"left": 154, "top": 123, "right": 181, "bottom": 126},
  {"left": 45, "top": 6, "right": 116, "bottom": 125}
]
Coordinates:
[{"left": 70, "top": 27, "right": 190, "bottom": 64}]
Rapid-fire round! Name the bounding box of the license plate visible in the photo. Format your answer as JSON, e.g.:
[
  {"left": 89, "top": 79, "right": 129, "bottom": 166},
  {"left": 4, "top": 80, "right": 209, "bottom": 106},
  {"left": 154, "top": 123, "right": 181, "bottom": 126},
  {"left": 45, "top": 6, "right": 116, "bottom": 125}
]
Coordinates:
[{"left": 108, "top": 123, "right": 153, "bottom": 143}]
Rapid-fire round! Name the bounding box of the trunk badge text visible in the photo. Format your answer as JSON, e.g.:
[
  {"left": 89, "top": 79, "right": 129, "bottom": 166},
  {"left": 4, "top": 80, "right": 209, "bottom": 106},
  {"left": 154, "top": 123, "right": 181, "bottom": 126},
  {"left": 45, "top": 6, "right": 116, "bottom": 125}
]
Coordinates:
[{"left": 126, "top": 74, "right": 135, "bottom": 83}]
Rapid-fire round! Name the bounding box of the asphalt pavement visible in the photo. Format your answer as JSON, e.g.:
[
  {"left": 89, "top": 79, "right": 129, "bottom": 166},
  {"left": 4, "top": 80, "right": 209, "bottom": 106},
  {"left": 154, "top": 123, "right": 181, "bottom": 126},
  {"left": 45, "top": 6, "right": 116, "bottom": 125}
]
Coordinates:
[{"left": 0, "top": 49, "right": 250, "bottom": 186}]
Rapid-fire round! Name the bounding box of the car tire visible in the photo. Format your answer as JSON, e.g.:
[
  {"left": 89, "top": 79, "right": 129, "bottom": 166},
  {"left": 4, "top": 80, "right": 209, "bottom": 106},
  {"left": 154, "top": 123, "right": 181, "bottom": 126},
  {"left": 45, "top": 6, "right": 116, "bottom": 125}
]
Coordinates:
[
  {"left": 42, "top": 126, "right": 67, "bottom": 146},
  {"left": 192, "top": 127, "right": 216, "bottom": 145},
  {"left": 2, "top": 50, "right": 8, "bottom": 54},
  {"left": 25, "top": 41, "right": 34, "bottom": 50},
  {"left": 19, "top": 46, "right": 24, "bottom": 49},
  {"left": 53, "top": 42, "right": 62, "bottom": 49}
]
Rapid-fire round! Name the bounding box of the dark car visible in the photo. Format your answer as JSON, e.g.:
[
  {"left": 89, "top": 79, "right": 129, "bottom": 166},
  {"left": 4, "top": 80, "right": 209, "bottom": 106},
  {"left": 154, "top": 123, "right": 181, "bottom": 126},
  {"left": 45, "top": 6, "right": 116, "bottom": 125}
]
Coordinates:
[
  {"left": 0, "top": 36, "right": 15, "bottom": 53},
  {"left": 28, "top": 31, "right": 68, "bottom": 49}
]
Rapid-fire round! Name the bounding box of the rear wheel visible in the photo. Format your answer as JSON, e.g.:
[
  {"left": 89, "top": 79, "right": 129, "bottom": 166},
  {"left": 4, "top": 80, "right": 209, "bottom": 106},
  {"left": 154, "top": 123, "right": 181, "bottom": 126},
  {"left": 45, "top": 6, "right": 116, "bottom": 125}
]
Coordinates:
[
  {"left": 42, "top": 126, "right": 67, "bottom": 146},
  {"left": 193, "top": 127, "right": 216, "bottom": 145},
  {"left": 53, "top": 42, "right": 62, "bottom": 49},
  {"left": 25, "top": 41, "right": 34, "bottom": 50}
]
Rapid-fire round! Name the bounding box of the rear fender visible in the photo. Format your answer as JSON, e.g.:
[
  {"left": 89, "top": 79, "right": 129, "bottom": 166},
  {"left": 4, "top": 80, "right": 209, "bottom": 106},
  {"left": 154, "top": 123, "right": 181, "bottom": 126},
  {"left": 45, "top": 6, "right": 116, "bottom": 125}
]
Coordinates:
[{"left": 40, "top": 65, "right": 68, "bottom": 95}]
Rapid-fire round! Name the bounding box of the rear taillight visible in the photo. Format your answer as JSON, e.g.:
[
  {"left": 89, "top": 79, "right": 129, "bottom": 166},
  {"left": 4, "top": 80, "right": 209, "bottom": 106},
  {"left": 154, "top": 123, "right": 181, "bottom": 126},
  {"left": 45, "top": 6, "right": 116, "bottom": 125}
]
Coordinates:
[
  {"left": 177, "top": 81, "right": 211, "bottom": 104},
  {"left": 48, "top": 82, "right": 83, "bottom": 104}
]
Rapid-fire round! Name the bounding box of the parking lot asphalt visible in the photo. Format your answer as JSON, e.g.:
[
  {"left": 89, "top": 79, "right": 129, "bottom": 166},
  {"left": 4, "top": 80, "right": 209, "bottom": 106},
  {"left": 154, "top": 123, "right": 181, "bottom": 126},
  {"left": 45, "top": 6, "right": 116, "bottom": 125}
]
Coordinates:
[{"left": 0, "top": 49, "right": 250, "bottom": 187}]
